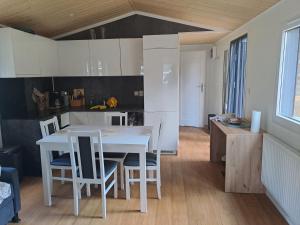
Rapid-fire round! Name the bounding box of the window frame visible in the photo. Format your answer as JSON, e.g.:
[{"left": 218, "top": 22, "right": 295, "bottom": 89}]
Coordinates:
[{"left": 274, "top": 18, "right": 300, "bottom": 133}]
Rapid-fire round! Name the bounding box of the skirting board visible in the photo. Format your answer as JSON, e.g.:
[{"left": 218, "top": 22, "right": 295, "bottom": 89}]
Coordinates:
[
  {"left": 266, "top": 191, "right": 297, "bottom": 225},
  {"left": 161, "top": 151, "right": 177, "bottom": 155},
  {"left": 153, "top": 149, "right": 177, "bottom": 155}
]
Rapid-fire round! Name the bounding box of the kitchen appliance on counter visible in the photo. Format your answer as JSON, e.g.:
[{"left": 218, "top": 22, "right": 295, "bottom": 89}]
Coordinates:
[
  {"left": 49, "top": 91, "right": 62, "bottom": 109},
  {"left": 61, "top": 91, "right": 69, "bottom": 107}
]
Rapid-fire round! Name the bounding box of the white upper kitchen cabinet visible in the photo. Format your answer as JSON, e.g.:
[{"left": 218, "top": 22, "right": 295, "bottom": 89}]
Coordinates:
[
  {"left": 89, "top": 39, "right": 121, "bottom": 76},
  {"left": 57, "top": 40, "right": 90, "bottom": 76},
  {"left": 11, "top": 29, "right": 41, "bottom": 76},
  {"left": 120, "top": 39, "right": 143, "bottom": 76},
  {"left": 36, "top": 35, "right": 58, "bottom": 77},
  {"left": 0, "top": 28, "right": 41, "bottom": 77},
  {"left": 143, "top": 34, "right": 179, "bottom": 50}
]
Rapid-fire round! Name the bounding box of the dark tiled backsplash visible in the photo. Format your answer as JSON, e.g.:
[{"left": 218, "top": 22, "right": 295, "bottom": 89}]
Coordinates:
[
  {"left": 53, "top": 76, "right": 144, "bottom": 107},
  {"left": 0, "top": 77, "right": 52, "bottom": 118},
  {"left": 0, "top": 76, "right": 144, "bottom": 118}
]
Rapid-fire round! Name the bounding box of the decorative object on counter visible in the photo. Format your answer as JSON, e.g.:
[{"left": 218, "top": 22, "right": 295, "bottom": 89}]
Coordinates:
[
  {"left": 32, "top": 88, "right": 48, "bottom": 112},
  {"left": 209, "top": 113, "right": 235, "bottom": 122},
  {"left": 250, "top": 110, "right": 261, "bottom": 133},
  {"left": 221, "top": 118, "right": 250, "bottom": 128},
  {"left": 210, "top": 113, "right": 250, "bottom": 128},
  {"left": 90, "top": 105, "right": 107, "bottom": 110},
  {"left": 70, "top": 88, "right": 85, "bottom": 107},
  {"left": 107, "top": 97, "right": 118, "bottom": 108}
]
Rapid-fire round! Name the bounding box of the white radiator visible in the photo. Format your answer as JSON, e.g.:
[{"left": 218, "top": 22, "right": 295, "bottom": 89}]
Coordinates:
[{"left": 262, "top": 133, "right": 300, "bottom": 225}]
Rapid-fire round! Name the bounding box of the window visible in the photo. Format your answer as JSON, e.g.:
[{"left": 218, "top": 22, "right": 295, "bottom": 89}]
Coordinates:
[
  {"left": 277, "top": 25, "right": 300, "bottom": 124},
  {"left": 225, "top": 34, "right": 248, "bottom": 118}
]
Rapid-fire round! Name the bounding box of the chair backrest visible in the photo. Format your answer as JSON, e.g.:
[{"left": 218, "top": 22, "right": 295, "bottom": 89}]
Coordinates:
[
  {"left": 68, "top": 130, "right": 105, "bottom": 183},
  {"left": 40, "top": 116, "right": 60, "bottom": 159},
  {"left": 40, "top": 116, "right": 60, "bottom": 137},
  {"left": 0, "top": 114, "right": 3, "bottom": 148},
  {"left": 105, "top": 112, "right": 128, "bottom": 126}
]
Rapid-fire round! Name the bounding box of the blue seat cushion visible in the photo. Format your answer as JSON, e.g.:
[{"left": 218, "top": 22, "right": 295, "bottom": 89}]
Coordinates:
[
  {"left": 103, "top": 152, "right": 126, "bottom": 159},
  {"left": 124, "top": 153, "right": 157, "bottom": 167},
  {"left": 50, "top": 153, "right": 71, "bottom": 167},
  {"left": 77, "top": 160, "right": 118, "bottom": 178},
  {"left": 100, "top": 160, "right": 118, "bottom": 177}
]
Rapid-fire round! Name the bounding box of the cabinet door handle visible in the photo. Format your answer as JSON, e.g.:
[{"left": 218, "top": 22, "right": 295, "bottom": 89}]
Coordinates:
[
  {"left": 86, "top": 62, "right": 90, "bottom": 76},
  {"left": 98, "top": 60, "right": 103, "bottom": 76}
]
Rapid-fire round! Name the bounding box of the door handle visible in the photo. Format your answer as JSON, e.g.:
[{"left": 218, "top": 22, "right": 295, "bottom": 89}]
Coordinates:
[{"left": 196, "top": 84, "right": 204, "bottom": 92}]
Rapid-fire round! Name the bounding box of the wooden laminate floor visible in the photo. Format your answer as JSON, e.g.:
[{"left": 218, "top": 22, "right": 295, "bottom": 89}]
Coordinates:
[{"left": 14, "top": 127, "right": 287, "bottom": 225}]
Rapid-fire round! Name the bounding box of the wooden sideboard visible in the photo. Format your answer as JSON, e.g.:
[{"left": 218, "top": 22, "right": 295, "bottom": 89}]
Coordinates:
[{"left": 210, "top": 120, "right": 264, "bottom": 193}]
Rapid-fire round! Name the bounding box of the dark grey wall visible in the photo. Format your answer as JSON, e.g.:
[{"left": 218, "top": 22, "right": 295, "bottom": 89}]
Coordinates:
[{"left": 58, "top": 14, "right": 209, "bottom": 40}]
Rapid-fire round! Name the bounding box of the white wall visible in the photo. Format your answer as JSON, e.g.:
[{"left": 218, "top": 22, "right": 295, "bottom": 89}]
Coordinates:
[{"left": 211, "top": 0, "right": 300, "bottom": 150}]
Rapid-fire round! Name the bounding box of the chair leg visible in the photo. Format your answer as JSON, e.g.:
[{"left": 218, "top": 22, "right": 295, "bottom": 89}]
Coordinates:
[
  {"left": 87, "top": 184, "right": 91, "bottom": 197},
  {"left": 78, "top": 183, "right": 82, "bottom": 200},
  {"left": 114, "top": 170, "right": 118, "bottom": 199},
  {"left": 101, "top": 183, "right": 107, "bottom": 218},
  {"left": 156, "top": 169, "right": 161, "bottom": 200},
  {"left": 61, "top": 169, "right": 65, "bottom": 184},
  {"left": 73, "top": 182, "right": 79, "bottom": 216},
  {"left": 125, "top": 167, "right": 130, "bottom": 200},
  {"left": 120, "top": 161, "right": 125, "bottom": 190},
  {"left": 49, "top": 169, "right": 53, "bottom": 195}
]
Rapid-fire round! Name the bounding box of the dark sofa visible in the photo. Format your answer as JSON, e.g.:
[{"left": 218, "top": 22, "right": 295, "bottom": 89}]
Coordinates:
[{"left": 0, "top": 167, "right": 21, "bottom": 225}]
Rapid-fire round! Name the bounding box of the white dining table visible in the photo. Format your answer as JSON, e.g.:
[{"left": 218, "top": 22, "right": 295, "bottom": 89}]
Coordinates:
[{"left": 36, "top": 125, "right": 153, "bottom": 214}]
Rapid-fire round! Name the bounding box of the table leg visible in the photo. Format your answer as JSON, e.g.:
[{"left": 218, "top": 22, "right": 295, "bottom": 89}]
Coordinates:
[
  {"left": 139, "top": 148, "right": 147, "bottom": 213},
  {"left": 40, "top": 145, "right": 52, "bottom": 206}
]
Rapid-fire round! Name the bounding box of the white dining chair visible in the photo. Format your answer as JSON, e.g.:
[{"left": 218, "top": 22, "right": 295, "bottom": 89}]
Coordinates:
[
  {"left": 124, "top": 122, "right": 162, "bottom": 200},
  {"left": 105, "top": 112, "right": 128, "bottom": 126},
  {"left": 68, "top": 130, "right": 118, "bottom": 218},
  {"left": 102, "top": 112, "right": 128, "bottom": 190},
  {"left": 40, "top": 116, "right": 72, "bottom": 187}
]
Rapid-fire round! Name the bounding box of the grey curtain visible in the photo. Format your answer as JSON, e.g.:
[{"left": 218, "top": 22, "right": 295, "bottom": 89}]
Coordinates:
[{"left": 225, "top": 34, "right": 248, "bottom": 118}]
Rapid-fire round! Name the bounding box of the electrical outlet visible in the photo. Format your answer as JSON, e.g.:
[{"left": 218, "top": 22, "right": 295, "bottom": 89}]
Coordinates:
[{"left": 134, "top": 91, "right": 139, "bottom": 96}]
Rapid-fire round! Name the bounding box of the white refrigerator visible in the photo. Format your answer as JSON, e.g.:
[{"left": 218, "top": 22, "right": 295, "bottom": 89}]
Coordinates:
[{"left": 143, "top": 45, "right": 179, "bottom": 153}]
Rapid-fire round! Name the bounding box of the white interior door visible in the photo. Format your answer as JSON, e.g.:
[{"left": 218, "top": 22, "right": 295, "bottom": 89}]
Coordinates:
[{"left": 180, "top": 50, "right": 206, "bottom": 127}]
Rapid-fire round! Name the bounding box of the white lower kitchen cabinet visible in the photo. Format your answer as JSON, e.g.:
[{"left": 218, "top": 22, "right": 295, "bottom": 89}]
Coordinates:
[
  {"left": 86, "top": 112, "right": 106, "bottom": 125},
  {"left": 60, "top": 112, "right": 70, "bottom": 128},
  {"left": 69, "top": 112, "right": 107, "bottom": 125},
  {"left": 144, "top": 111, "right": 179, "bottom": 152},
  {"left": 69, "top": 112, "right": 89, "bottom": 125}
]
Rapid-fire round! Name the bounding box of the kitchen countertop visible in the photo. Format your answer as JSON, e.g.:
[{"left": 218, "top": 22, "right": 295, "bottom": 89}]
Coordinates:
[{"left": 2, "top": 105, "right": 144, "bottom": 120}]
